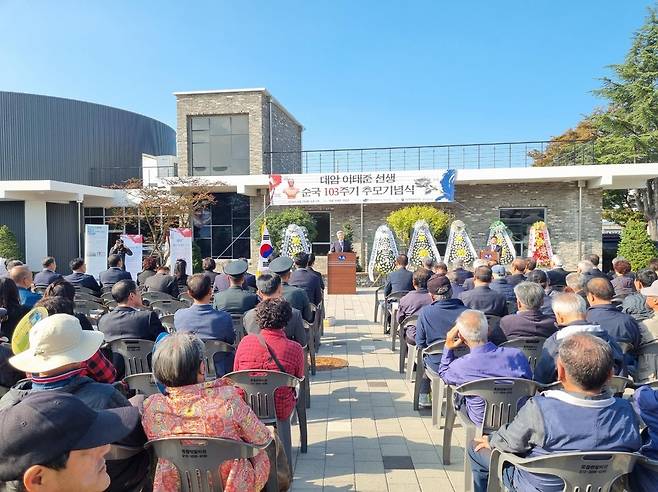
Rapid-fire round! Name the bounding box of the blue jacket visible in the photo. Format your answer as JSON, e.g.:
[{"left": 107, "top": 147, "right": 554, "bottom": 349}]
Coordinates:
[
  {"left": 99, "top": 267, "right": 132, "bottom": 287},
  {"left": 489, "top": 278, "right": 516, "bottom": 302},
  {"left": 586, "top": 304, "right": 642, "bottom": 351},
  {"left": 64, "top": 271, "right": 101, "bottom": 292},
  {"left": 18, "top": 287, "right": 42, "bottom": 308},
  {"left": 415, "top": 298, "right": 468, "bottom": 370},
  {"left": 384, "top": 268, "right": 414, "bottom": 296},
  {"left": 459, "top": 285, "right": 508, "bottom": 317},
  {"left": 453, "top": 268, "right": 473, "bottom": 287},
  {"left": 533, "top": 321, "right": 626, "bottom": 384},
  {"left": 490, "top": 390, "right": 641, "bottom": 492},
  {"left": 33, "top": 269, "right": 63, "bottom": 287},
  {"left": 631, "top": 386, "right": 658, "bottom": 490}
]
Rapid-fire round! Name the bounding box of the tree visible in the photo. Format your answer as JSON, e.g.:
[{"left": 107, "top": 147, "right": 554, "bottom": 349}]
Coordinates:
[
  {"left": 616, "top": 219, "right": 658, "bottom": 271},
  {"left": 112, "top": 178, "right": 216, "bottom": 263},
  {"left": 0, "top": 225, "right": 22, "bottom": 261},
  {"left": 528, "top": 118, "right": 598, "bottom": 167},
  {"left": 255, "top": 208, "right": 317, "bottom": 251},
  {"left": 386, "top": 205, "right": 452, "bottom": 248}
]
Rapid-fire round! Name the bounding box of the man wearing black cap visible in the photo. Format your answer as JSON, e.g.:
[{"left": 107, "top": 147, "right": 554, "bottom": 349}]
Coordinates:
[
  {"left": 415, "top": 274, "right": 468, "bottom": 407},
  {"left": 0, "top": 391, "right": 139, "bottom": 492},
  {"left": 270, "top": 256, "right": 314, "bottom": 322},
  {"left": 213, "top": 259, "right": 259, "bottom": 316},
  {"left": 289, "top": 252, "right": 323, "bottom": 306}
]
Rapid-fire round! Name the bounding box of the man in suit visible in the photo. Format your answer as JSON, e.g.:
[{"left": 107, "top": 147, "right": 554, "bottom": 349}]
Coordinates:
[
  {"left": 462, "top": 259, "right": 488, "bottom": 292},
  {"left": 270, "top": 256, "right": 314, "bottom": 322},
  {"left": 144, "top": 265, "right": 179, "bottom": 297},
  {"left": 384, "top": 254, "right": 414, "bottom": 296},
  {"left": 212, "top": 259, "right": 259, "bottom": 316},
  {"left": 174, "top": 273, "right": 234, "bottom": 375},
  {"left": 506, "top": 258, "right": 527, "bottom": 288},
  {"left": 243, "top": 273, "right": 307, "bottom": 346},
  {"left": 489, "top": 265, "right": 516, "bottom": 303},
  {"left": 329, "top": 230, "right": 352, "bottom": 253},
  {"left": 308, "top": 253, "right": 325, "bottom": 291},
  {"left": 459, "top": 266, "right": 508, "bottom": 317},
  {"left": 97, "top": 280, "right": 166, "bottom": 378},
  {"left": 64, "top": 258, "right": 101, "bottom": 293},
  {"left": 452, "top": 259, "right": 473, "bottom": 287},
  {"left": 289, "top": 252, "right": 323, "bottom": 306},
  {"left": 33, "top": 256, "right": 63, "bottom": 288},
  {"left": 99, "top": 255, "right": 132, "bottom": 287},
  {"left": 546, "top": 255, "right": 569, "bottom": 288}
]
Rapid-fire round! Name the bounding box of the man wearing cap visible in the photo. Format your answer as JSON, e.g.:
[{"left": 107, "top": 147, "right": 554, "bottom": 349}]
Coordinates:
[
  {"left": 143, "top": 264, "right": 179, "bottom": 297},
  {"left": 270, "top": 256, "right": 314, "bottom": 323},
  {"left": 289, "top": 252, "right": 323, "bottom": 306},
  {"left": 0, "top": 392, "right": 140, "bottom": 492},
  {"left": 415, "top": 274, "right": 468, "bottom": 407},
  {"left": 213, "top": 259, "right": 260, "bottom": 316},
  {"left": 489, "top": 265, "right": 516, "bottom": 303},
  {"left": 0, "top": 313, "right": 149, "bottom": 492}
]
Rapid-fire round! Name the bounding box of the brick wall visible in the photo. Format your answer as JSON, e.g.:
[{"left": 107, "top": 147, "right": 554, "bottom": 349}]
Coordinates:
[
  {"left": 262, "top": 99, "right": 302, "bottom": 174},
  {"left": 265, "top": 182, "right": 602, "bottom": 271}
]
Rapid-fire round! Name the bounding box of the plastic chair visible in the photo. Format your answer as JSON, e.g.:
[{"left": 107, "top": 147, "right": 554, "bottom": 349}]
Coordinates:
[
  {"left": 398, "top": 315, "right": 418, "bottom": 373},
  {"left": 109, "top": 339, "right": 154, "bottom": 376},
  {"left": 75, "top": 299, "right": 106, "bottom": 311},
  {"left": 302, "top": 344, "right": 311, "bottom": 409},
  {"left": 500, "top": 336, "right": 547, "bottom": 373},
  {"left": 223, "top": 370, "right": 307, "bottom": 455},
  {"left": 373, "top": 286, "right": 384, "bottom": 322},
  {"left": 303, "top": 306, "right": 318, "bottom": 375},
  {"left": 74, "top": 285, "right": 100, "bottom": 297},
  {"left": 101, "top": 292, "right": 115, "bottom": 304},
  {"left": 444, "top": 377, "right": 542, "bottom": 491},
  {"left": 544, "top": 375, "right": 634, "bottom": 397},
  {"left": 106, "top": 443, "right": 144, "bottom": 461},
  {"left": 203, "top": 339, "right": 235, "bottom": 380},
  {"left": 160, "top": 314, "right": 175, "bottom": 333},
  {"left": 123, "top": 372, "right": 160, "bottom": 396},
  {"left": 145, "top": 436, "right": 273, "bottom": 492},
  {"left": 142, "top": 291, "right": 176, "bottom": 303},
  {"left": 150, "top": 299, "right": 188, "bottom": 316},
  {"left": 383, "top": 291, "right": 409, "bottom": 334},
  {"left": 75, "top": 292, "right": 101, "bottom": 303},
  {"left": 309, "top": 303, "right": 321, "bottom": 353},
  {"left": 230, "top": 314, "right": 246, "bottom": 344},
  {"left": 635, "top": 340, "right": 658, "bottom": 384},
  {"left": 487, "top": 449, "right": 642, "bottom": 492},
  {"left": 101, "top": 285, "right": 114, "bottom": 294}
]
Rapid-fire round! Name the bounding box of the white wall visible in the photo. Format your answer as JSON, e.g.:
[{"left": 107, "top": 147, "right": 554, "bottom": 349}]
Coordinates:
[{"left": 24, "top": 200, "right": 48, "bottom": 270}]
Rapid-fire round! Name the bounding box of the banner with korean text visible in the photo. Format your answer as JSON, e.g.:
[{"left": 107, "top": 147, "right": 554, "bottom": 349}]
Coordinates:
[
  {"left": 269, "top": 169, "right": 456, "bottom": 205},
  {"left": 84, "top": 224, "right": 109, "bottom": 281},
  {"left": 120, "top": 234, "right": 143, "bottom": 281},
  {"left": 168, "top": 228, "right": 193, "bottom": 275}
]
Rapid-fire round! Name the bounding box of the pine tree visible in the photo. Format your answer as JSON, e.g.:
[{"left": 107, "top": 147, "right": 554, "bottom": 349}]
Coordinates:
[
  {"left": 0, "top": 225, "right": 22, "bottom": 261},
  {"left": 617, "top": 219, "right": 658, "bottom": 271}
]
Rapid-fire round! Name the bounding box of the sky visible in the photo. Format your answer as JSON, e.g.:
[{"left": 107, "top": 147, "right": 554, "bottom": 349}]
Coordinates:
[{"left": 0, "top": 1, "right": 654, "bottom": 149}]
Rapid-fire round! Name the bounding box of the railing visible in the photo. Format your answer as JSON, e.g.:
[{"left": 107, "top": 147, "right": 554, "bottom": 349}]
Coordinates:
[
  {"left": 265, "top": 139, "right": 598, "bottom": 174},
  {"left": 88, "top": 165, "right": 177, "bottom": 187}
]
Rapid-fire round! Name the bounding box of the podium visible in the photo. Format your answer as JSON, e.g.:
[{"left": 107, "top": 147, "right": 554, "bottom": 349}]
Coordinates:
[
  {"left": 327, "top": 252, "right": 357, "bottom": 295},
  {"left": 479, "top": 249, "right": 500, "bottom": 262}
]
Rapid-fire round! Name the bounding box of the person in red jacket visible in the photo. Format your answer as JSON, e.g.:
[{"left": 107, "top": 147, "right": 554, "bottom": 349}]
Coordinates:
[{"left": 234, "top": 297, "right": 304, "bottom": 468}]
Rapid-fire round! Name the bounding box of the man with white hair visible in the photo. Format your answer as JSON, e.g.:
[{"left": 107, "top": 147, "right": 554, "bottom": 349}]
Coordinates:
[
  {"left": 462, "top": 259, "right": 489, "bottom": 291},
  {"left": 498, "top": 282, "right": 557, "bottom": 342},
  {"left": 578, "top": 258, "right": 606, "bottom": 284},
  {"left": 533, "top": 293, "right": 625, "bottom": 384},
  {"left": 565, "top": 271, "right": 588, "bottom": 306},
  {"left": 547, "top": 255, "right": 568, "bottom": 288},
  {"left": 438, "top": 310, "right": 532, "bottom": 426}
]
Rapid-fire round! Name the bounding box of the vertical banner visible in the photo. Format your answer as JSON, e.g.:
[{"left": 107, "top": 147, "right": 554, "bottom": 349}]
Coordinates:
[
  {"left": 169, "top": 228, "right": 193, "bottom": 275},
  {"left": 84, "top": 224, "right": 109, "bottom": 280},
  {"left": 257, "top": 221, "right": 273, "bottom": 276},
  {"left": 120, "top": 234, "right": 143, "bottom": 281}
]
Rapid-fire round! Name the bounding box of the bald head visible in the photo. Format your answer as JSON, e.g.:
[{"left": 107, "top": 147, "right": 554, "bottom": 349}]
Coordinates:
[
  {"left": 455, "top": 309, "right": 488, "bottom": 345},
  {"left": 557, "top": 333, "right": 613, "bottom": 392},
  {"left": 9, "top": 265, "right": 32, "bottom": 288},
  {"left": 586, "top": 277, "right": 615, "bottom": 304}
]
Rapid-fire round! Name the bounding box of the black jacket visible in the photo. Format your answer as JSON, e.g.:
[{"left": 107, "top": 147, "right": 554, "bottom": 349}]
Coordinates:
[
  {"left": 459, "top": 285, "right": 508, "bottom": 317},
  {"left": 384, "top": 268, "right": 414, "bottom": 296},
  {"left": 499, "top": 309, "right": 558, "bottom": 342},
  {"left": 546, "top": 267, "right": 569, "bottom": 287},
  {"left": 98, "top": 306, "right": 165, "bottom": 343},
  {"left": 330, "top": 239, "right": 352, "bottom": 253},
  {"left": 289, "top": 268, "right": 324, "bottom": 305},
  {"left": 99, "top": 267, "right": 132, "bottom": 287},
  {"left": 144, "top": 272, "right": 180, "bottom": 297},
  {"left": 64, "top": 271, "right": 101, "bottom": 292}
]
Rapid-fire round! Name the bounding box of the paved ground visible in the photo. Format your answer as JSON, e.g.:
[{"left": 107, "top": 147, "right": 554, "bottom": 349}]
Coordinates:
[{"left": 290, "top": 288, "right": 467, "bottom": 492}]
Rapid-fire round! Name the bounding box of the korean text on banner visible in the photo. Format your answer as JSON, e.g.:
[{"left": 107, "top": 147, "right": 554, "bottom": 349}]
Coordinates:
[
  {"left": 120, "top": 234, "right": 143, "bottom": 281},
  {"left": 169, "top": 228, "right": 193, "bottom": 275},
  {"left": 84, "top": 225, "right": 109, "bottom": 281},
  {"left": 269, "top": 169, "right": 456, "bottom": 206}
]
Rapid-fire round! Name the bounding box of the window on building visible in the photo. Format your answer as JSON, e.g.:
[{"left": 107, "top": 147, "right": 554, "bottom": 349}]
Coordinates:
[
  {"left": 309, "top": 212, "right": 331, "bottom": 255},
  {"left": 192, "top": 193, "right": 251, "bottom": 258},
  {"left": 499, "top": 208, "right": 546, "bottom": 257},
  {"left": 190, "top": 115, "right": 250, "bottom": 176}
]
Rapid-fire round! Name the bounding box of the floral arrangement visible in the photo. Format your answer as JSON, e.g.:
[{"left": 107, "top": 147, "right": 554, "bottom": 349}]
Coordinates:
[
  {"left": 444, "top": 220, "right": 477, "bottom": 266},
  {"left": 407, "top": 220, "right": 441, "bottom": 268},
  {"left": 527, "top": 221, "right": 554, "bottom": 267},
  {"left": 281, "top": 223, "right": 311, "bottom": 258},
  {"left": 368, "top": 225, "right": 399, "bottom": 282},
  {"left": 486, "top": 220, "right": 517, "bottom": 265}
]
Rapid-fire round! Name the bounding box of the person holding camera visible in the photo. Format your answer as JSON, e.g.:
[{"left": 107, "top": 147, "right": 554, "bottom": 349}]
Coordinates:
[{"left": 109, "top": 239, "right": 133, "bottom": 271}]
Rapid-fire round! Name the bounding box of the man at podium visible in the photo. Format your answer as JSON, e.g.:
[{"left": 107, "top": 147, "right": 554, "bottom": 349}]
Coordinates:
[{"left": 330, "top": 230, "right": 352, "bottom": 253}]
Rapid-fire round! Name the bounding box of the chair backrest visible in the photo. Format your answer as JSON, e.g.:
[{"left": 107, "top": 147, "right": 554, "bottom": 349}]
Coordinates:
[
  {"left": 124, "top": 372, "right": 160, "bottom": 396},
  {"left": 74, "top": 291, "right": 100, "bottom": 302},
  {"left": 385, "top": 291, "right": 409, "bottom": 303},
  {"left": 204, "top": 339, "right": 235, "bottom": 379},
  {"left": 101, "top": 292, "right": 115, "bottom": 303},
  {"left": 231, "top": 314, "right": 245, "bottom": 343},
  {"left": 543, "top": 376, "right": 634, "bottom": 397},
  {"left": 223, "top": 370, "right": 301, "bottom": 424},
  {"left": 150, "top": 300, "right": 187, "bottom": 316},
  {"left": 142, "top": 291, "right": 176, "bottom": 303},
  {"left": 500, "top": 337, "right": 547, "bottom": 372},
  {"left": 75, "top": 285, "right": 99, "bottom": 296},
  {"left": 636, "top": 340, "right": 658, "bottom": 384},
  {"left": 75, "top": 299, "right": 105, "bottom": 310},
  {"left": 492, "top": 450, "right": 641, "bottom": 492},
  {"left": 109, "top": 339, "right": 155, "bottom": 376},
  {"left": 456, "top": 377, "right": 541, "bottom": 434},
  {"left": 101, "top": 285, "right": 114, "bottom": 294},
  {"left": 400, "top": 314, "right": 419, "bottom": 330},
  {"left": 179, "top": 293, "right": 193, "bottom": 305},
  {"left": 145, "top": 436, "right": 270, "bottom": 492},
  {"left": 160, "top": 314, "right": 175, "bottom": 333}
]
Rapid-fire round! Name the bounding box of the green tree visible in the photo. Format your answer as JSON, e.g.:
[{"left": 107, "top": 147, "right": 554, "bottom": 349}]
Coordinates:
[
  {"left": 0, "top": 225, "right": 22, "bottom": 261},
  {"left": 617, "top": 219, "right": 658, "bottom": 271},
  {"left": 386, "top": 205, "right": 452, "bottom": 248},
  {"left": 255, "top": 208, "right": 317, "bottom": 251}
]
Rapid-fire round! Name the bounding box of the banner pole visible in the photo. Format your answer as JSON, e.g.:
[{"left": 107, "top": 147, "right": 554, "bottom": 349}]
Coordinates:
[{"left": 360, "top": 202, "right": 365, "bottom": 268}]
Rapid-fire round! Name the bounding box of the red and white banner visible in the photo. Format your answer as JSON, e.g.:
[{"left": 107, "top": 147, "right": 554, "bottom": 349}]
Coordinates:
[
  {"left": 169, "top": 228, "right": 193, "bottom": 275},
  {"left": 120, "top": 234, "right": 143, "bottom": 281}
]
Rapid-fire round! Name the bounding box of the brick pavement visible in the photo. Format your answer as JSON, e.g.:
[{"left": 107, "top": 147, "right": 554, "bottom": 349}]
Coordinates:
[{"left": 290, "top": 288, "right": 467, "bottom": 491}]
